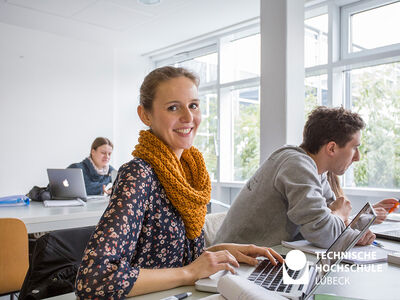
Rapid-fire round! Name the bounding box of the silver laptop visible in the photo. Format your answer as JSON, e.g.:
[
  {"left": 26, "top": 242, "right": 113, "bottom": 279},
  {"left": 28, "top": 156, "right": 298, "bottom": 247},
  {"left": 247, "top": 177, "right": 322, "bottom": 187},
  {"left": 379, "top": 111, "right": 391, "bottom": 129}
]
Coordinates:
[
  {"left": 373, "top": 228, "right": 400, "bottom": 242},
  {"left": 196, "top": 202, "right": 376, "bottom": 300},
  {"left": 47, "top": 168, "right": 88, "bottom": 201},
  {"left": 85, "top": 169, "right": 118, "bottom": 200}
]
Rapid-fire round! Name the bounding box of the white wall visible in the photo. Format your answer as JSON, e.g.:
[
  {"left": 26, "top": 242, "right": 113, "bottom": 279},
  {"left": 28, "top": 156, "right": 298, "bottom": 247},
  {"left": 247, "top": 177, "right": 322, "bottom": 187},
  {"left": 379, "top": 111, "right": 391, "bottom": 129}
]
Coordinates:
[
  {"left": 0, "top": 23, "right": 114, "bottom": 196},
  {"left": 112, "top": 48, "right": 152, "bottom": 169}
]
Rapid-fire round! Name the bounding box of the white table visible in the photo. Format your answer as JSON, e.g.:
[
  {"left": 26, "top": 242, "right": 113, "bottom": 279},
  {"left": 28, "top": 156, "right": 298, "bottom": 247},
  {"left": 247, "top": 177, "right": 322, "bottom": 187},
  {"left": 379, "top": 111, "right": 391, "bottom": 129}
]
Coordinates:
[
  {"left": 0, "top": 199, "right": 109, "bottom": 233},
  {"left": 44, "top": 241, "right": 400, "bottom": 300},
  {"left": 45, "top": 285, "right": 212, "bottom": 300}
]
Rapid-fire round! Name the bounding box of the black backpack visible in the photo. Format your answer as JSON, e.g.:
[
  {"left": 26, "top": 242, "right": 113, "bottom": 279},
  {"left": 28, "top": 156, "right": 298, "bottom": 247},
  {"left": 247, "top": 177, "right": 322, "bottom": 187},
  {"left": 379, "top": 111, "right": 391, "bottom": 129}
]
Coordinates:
[
  {"left": 27, "top": 186, "right": 51, "bottom": 201},
  {"left": 19, "top": 226, "right": 95, "bottom": 300}
]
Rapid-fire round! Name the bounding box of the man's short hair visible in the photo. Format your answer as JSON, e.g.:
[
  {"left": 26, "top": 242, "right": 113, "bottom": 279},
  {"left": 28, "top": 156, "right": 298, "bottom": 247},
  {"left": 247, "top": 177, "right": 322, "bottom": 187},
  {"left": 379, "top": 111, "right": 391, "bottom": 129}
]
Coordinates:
[{"left": 300, "top": 106, "right": 365, "bottom": 154}]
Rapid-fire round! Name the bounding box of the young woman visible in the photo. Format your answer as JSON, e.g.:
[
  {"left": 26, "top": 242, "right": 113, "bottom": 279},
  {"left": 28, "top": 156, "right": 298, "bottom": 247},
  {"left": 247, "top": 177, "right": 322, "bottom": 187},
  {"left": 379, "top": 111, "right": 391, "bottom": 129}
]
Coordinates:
[
  {"left": 75, "top": 66, "right": 283, "bottom": 299},
  {"left": 68, "top": 137, "right": 114, "bottom": 195}
]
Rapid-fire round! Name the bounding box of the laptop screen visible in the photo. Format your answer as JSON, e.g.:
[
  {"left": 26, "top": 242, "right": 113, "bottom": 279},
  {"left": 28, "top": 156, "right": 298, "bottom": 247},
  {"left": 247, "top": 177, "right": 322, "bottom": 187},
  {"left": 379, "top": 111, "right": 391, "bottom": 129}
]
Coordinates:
[
  {"left": 306, "top": 202, "right": 376, "bottom": 296},
  {"left": 47, "top": 168, "right": 88, "bottom": 200}
]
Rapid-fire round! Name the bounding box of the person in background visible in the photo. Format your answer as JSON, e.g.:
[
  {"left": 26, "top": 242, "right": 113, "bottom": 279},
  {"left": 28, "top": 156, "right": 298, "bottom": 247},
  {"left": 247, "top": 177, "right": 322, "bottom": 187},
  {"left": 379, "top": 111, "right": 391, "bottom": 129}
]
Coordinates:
[
  {"left": 68, "top": 137, "right": 114, "bottom": 195},
  {"left": 326, "top": 171, "right": 398, "bottom": 224},
  {"left": 75, "top": 66, "right": 283, "bottom": 299},
  {"left": 214, "top": 106, "right": 386, "bottom": 249}
]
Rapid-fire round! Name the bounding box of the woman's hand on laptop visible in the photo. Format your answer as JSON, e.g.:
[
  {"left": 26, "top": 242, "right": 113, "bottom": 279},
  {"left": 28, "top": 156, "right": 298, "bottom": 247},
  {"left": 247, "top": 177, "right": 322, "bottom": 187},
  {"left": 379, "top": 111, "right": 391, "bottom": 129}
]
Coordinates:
[
  {"left": 183, "top": 250, "right": 239, "bottom": 283},
  {"left": 206, "top": 243, "right": 284, "bottom": 266}
]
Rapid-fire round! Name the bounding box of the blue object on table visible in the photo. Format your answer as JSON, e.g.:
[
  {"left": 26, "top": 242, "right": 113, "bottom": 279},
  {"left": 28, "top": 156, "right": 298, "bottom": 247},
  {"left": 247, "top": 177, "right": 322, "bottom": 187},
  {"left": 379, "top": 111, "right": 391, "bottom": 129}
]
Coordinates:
[
  {"left": 0, "top": 195, "right": 30, "bottom": 206},
  {"left": 372, "top": 241, "right": 383, "bottom": 248}
]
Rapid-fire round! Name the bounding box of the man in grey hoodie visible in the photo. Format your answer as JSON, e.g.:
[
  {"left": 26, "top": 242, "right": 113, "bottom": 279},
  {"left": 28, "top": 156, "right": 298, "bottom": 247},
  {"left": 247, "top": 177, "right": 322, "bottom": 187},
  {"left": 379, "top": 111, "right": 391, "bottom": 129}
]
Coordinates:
[{"left": 214, "top": 106, "right": 374, "bottom": 248}]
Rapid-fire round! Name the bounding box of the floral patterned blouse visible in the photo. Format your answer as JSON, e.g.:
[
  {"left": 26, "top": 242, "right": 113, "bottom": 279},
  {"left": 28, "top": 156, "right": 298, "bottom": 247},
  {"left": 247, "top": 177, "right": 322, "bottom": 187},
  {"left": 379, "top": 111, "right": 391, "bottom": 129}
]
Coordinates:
[{"left": 75, "top": 158, "right": 204, "bottom": 299}]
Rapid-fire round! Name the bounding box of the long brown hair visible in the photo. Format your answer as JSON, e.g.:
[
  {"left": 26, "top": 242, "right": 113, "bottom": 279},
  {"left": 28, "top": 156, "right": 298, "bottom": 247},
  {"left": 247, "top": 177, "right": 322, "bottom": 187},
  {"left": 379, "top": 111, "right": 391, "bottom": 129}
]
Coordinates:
[{"left": 327, "top": 171, "right": 344, "bottom": 198}]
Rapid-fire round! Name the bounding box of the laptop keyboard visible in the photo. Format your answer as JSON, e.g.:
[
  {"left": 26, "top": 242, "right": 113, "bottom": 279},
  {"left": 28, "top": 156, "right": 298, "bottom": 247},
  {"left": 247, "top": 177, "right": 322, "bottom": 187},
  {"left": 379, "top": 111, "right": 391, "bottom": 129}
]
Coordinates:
[{"left": 248, "top": 259, "right": 302, "bottom": 293}]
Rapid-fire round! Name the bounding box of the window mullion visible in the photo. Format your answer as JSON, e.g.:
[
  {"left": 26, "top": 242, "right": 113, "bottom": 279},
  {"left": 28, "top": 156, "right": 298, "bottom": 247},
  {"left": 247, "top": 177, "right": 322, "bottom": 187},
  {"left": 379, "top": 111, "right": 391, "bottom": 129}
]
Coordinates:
[
  {"left": 329, "top": 1, "right": 341, "bottom": 107},
  {"left": 216, "top": 38, "right": 221, "bottom": 184}
]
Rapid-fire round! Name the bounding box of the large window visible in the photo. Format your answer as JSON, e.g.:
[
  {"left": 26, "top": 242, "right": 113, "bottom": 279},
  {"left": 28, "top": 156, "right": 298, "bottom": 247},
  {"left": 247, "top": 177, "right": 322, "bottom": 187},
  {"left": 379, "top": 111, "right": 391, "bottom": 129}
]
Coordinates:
[
  {"left": 220, "top": 34, "right": 260, "bottom": 83},
  {"left": 304, "top": 74, "right": 328, "bottom": 119},
  {"left": 349, "top": 62, "right": 400, "bottom": 189},
  {"left": 153, "top": 25, "right": 260, "bottom": 188},
  {"left": 305, "top": 0, "right": 400, "bottom": 191},
  {"left": 349, "top": 1, "right": 400, "bottom": 53},
  {"left": 150, "top": 0, "right": 400, "bottom": 199},
  {"left": 232, "top": 86, "right": 260, "bottom": 181},
  {"left": 304, "top": 13, "right": 328, "bottom": 67},
  {"left": 196, "top": 91, "right": 218, "bottom": 181},
  {"left": 177, "top": 52, "right": 218, "bottom": 84}
]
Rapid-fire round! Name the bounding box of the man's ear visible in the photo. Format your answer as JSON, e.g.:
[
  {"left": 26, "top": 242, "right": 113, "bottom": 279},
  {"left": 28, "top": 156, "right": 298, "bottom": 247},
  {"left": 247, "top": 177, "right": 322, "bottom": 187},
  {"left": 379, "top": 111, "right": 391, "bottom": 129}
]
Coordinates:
[
  {"left": 326, "top": 141, "right": 337, "bottom": 157},
  {"left": 137, "top": 105, "right": 151, "bottom": 127}
]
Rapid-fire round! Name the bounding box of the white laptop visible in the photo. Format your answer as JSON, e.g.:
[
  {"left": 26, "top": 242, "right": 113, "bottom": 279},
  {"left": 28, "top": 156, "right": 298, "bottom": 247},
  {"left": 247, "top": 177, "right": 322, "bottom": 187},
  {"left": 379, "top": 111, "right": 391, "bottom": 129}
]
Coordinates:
[
  {"left": 196, "top": 202, "right": 376, "bottom": 300},
  {"left": 47, "top": 168, "right": 88, "bottom": 201}
]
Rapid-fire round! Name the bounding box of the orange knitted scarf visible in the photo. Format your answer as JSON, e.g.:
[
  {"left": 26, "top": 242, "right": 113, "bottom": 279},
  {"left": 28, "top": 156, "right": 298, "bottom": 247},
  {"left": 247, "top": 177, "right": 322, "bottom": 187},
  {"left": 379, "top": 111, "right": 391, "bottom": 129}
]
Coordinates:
[{"left": 132, "top": 130, "right": 211, "bottom": 239}]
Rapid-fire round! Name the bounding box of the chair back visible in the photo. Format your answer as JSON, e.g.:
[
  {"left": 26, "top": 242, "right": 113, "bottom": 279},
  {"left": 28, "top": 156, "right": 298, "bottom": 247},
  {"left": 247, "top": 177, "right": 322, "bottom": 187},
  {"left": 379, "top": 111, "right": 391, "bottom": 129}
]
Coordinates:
[
  {"left": 0, "top": 218, "right": 29, "bottom": 295},
  {"left": 204, "top": 212, "right": 227, "bottom": 247}
]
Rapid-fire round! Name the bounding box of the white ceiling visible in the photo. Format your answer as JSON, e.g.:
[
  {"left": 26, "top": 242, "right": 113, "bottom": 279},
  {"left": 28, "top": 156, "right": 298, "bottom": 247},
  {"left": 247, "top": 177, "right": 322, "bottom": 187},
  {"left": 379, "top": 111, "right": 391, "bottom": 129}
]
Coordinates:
[{"left": 0, "top": 0, "right": 260, "bottom": 54}]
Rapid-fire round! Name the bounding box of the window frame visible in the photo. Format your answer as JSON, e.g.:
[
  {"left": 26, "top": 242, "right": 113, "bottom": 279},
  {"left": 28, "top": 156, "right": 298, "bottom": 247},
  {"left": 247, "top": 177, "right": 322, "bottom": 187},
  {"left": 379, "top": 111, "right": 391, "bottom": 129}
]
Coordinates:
[
  {"left": 147, "top": 0, "right": 400, "bottom": 202},
  {"left": 341, "top": 0, "right": 400, "bottom": 60},
  {"left": 150, "top": 21, "right": 261, "bottom": 201},
  {"left": 305, "top": 0, "right": 400, "bottom": 196}
]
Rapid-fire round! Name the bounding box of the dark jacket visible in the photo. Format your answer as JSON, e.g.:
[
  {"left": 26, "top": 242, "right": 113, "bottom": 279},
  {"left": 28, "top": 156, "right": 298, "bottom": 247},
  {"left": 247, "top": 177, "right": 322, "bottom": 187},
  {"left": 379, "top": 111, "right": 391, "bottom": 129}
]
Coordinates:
[{"left": 68, "top": 158, "right": 114, "bottom": 195}]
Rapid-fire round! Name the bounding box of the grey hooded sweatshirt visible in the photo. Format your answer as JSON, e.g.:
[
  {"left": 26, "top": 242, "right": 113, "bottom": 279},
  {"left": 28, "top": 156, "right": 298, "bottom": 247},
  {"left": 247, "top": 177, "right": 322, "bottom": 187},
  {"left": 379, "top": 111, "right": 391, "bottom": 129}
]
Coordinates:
[{"left": 213, "top": 146, "right": 350, "bottom": 248}]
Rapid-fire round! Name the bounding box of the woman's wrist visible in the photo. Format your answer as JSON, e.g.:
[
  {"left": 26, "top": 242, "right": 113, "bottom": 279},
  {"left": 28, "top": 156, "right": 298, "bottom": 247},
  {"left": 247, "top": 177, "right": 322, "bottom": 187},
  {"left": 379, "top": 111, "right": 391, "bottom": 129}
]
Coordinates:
[
  {"left": 205, "top": 244, "right": 225, "bottom": 252},
  {"left": 181, "top": 265, "right": 197, "bottom": 285}
]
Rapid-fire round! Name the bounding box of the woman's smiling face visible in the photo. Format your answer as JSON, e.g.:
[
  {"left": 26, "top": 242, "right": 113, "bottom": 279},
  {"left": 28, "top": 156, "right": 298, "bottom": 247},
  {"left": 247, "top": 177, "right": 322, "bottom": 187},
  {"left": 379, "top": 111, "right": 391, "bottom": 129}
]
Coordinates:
[{"left": 139, "top": 76, "right": 201, "bottom": 158}]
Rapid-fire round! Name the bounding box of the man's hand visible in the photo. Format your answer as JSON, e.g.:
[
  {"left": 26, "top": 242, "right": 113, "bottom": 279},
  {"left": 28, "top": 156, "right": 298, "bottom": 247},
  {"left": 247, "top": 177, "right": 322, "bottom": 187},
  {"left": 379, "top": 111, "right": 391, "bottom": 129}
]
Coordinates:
[
  {"left": 373, "top": 198, "right": 399, "bottom": 223},
  {"left": 102, "top": 184, "right": 112, "bottom": 195},
  {"left": 329, "top": 196, "right": 352, "bottom": 224},
  {"left": 373, "top": 207, "right": 388, "bottom": 224},
  {"left": 356, "top": 229, "right": 375, "bottom": 246}
]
